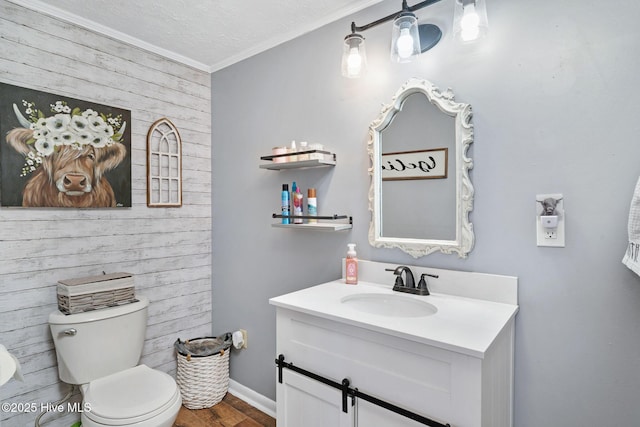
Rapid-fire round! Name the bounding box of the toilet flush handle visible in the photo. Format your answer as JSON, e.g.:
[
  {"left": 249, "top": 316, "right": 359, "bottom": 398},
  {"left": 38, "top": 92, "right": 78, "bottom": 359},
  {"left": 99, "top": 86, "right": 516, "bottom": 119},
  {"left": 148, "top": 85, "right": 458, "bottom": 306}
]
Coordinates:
[{"left": 63, "top": 328, "right": 77, "bottom": 336}]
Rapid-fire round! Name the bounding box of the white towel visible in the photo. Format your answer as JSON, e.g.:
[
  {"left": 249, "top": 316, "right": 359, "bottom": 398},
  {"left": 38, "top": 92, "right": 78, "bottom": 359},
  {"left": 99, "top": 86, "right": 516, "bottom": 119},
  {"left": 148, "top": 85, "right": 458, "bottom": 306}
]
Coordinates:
[{"left": 623, "top": 177, "right": 640, "bottom": 276}]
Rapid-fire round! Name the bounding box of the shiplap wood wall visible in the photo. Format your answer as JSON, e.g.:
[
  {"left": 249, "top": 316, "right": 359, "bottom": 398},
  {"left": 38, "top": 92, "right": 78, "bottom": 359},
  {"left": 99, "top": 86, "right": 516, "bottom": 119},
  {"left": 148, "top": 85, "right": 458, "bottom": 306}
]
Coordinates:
[{"left": 0, "top": 2, "right": 212, "bottom": 426}]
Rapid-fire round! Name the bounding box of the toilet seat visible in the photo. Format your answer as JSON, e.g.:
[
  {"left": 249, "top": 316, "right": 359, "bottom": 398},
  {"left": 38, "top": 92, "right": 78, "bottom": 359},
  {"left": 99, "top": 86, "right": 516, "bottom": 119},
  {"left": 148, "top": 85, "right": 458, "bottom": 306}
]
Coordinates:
[{"left": 82, "top": 364, "right": 180, "bottom": 426}]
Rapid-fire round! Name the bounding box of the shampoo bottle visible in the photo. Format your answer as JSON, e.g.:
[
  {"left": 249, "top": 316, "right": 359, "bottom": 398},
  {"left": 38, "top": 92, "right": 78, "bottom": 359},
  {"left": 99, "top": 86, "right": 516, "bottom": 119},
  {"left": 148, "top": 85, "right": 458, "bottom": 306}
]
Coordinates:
[
  {"left": 281, "top": 184, "right": 290, "bottom": 224},
  {"left": 293, "top": 187, "right": 304, "bottom": 224},
  {"left": 307, "top": 188, "right": 317, "bottom": 223},
  {"left": 345, "top": 243, "right": 358, "bottom": 284}
]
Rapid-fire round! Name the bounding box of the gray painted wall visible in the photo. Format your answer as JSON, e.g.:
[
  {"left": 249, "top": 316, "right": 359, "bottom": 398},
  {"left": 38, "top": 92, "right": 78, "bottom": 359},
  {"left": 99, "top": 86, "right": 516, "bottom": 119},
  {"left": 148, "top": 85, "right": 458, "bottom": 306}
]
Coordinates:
[{"left": 212, "top": 0, "right": 640, "bottom": 425}]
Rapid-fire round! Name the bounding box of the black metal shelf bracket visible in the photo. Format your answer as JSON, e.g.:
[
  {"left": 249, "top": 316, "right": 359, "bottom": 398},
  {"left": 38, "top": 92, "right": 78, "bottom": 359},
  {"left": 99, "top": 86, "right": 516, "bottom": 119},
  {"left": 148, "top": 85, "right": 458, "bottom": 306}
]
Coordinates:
[
  {"left": 260, "top": 149, "right": 335, "bottom": 161},
  {"left": 275, "top": 354, "right": 450, "bottom": 427}
]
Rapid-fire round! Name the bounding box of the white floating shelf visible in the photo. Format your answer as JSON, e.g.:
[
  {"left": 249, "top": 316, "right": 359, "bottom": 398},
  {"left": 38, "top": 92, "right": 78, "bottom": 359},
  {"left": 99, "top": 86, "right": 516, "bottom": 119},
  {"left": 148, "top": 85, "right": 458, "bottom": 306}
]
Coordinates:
[
  {"left": 259, "top": 150, "right": 336, "bottom": 170},
  {"left": 271, "top": 222, "right": 352, "bottom": 231},
  {"left": 259, "top": 158, "right": 336, "bottom": 170},
  {"left": 271, "top": 214, "right": 352, "bottom": 232}
]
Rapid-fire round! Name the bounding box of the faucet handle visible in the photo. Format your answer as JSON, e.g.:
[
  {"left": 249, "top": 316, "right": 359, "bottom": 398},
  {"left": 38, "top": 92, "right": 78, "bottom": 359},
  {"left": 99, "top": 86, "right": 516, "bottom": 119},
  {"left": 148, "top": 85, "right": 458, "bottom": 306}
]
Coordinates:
[
  {"left": 394, "top": 275, "right": 404, "bottom": 287},
  {"left": 385, "top": 268, "right": 405, "bottom": 287},
  {"left": 417, "top": 273, "right": 439, "bottom": 294}
]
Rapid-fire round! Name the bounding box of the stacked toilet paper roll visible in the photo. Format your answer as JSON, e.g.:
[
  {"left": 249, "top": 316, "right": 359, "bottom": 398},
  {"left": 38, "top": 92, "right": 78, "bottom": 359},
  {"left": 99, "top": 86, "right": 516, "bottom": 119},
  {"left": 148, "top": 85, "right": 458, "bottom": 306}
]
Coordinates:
[{"left": 0, "top": 344, "right": 23, "bottom": 386}]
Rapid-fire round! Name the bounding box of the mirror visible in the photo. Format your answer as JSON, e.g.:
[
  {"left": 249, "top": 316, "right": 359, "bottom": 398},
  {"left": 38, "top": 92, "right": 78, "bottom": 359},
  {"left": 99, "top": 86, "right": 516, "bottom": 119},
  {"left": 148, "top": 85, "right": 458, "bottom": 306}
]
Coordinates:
[{"left": 368, "top": 78, "right": 474, "bottom": 258}]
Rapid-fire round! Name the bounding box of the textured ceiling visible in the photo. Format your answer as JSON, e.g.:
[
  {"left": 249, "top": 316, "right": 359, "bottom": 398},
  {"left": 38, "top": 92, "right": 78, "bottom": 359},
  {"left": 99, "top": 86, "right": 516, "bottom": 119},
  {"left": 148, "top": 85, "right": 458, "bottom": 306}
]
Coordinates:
[{"left": 14, "top": 0, "right": 382, "bottom": 72}]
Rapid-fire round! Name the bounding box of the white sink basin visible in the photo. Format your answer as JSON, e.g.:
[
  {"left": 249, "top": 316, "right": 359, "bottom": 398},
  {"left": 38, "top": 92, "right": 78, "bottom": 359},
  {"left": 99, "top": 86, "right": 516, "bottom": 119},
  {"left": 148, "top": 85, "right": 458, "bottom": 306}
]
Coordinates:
[{"left": 340, "top": 293, "right": 437, "bottom": 318}]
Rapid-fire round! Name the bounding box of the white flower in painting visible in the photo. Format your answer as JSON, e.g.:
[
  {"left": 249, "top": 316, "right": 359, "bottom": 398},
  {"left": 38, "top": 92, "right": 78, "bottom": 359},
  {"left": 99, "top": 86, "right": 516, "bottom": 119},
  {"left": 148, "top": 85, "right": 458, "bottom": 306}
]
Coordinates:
[
  {"left": 82, "top": 109, "right": 98, "bottom": 118},
  {"left": 46, "top": 114, "right": 71, "bottom": 133},
  {"left": 87, "top": 115, "right": 107, "bottom": 132},
  {"left": 35, "top": 139, "right": 54, "bottom": 156},
  {"left": 59, "top": 131, "right": 76, "bottom": 145},
  {"left": 35, "top": 118, "right": 47, "bottom": 128},
  {"left": 49, "top": 132, "right": 63, "bottom": 145},
  {"left": 70, "top": 115, "right": 89, "bottom": 133},
  {"left": 33, "top": 128, "right": 51, "bottom": 139},
  {"left": 102, "top": 125, "right": 115, "bottom": 138},
  {"left": 91, "top": 135, "right": 107, "bottom": 147},
  {"left": 51, "top": 101, "right": 66, "bottom": 113},
  {"left": 75, "top": 131, "right": 92, "bottom": 144}
]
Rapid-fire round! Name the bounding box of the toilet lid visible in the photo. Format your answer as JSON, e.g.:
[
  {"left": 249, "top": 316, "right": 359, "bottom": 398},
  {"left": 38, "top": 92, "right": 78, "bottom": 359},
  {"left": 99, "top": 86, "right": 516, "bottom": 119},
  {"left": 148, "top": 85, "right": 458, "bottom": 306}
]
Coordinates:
[{"left": 83, "top": 364, "right": 178, "bottom": 424}]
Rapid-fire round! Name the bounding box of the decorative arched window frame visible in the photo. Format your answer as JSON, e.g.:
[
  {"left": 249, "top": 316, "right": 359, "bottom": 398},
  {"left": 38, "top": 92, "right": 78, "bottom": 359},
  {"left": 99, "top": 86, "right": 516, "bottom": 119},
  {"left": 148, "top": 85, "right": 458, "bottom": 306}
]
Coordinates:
[{"left": 147, "top": 118, "right": 182, "bottom": 207}]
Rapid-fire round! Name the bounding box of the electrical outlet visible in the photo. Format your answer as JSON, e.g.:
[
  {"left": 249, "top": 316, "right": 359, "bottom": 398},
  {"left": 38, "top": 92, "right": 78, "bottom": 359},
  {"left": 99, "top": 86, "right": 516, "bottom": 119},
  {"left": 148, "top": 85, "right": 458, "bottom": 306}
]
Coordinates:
[
  {"left": 240, "top": 329, "right": 248, "bottom": 349},
  {"left": 545, "top": 229, "right": 557, "bottom": 239}
]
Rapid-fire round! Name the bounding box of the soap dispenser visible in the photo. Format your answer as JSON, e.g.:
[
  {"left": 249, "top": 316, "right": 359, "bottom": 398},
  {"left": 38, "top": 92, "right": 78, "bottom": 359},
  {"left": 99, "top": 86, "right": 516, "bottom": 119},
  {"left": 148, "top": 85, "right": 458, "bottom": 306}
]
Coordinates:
[{"left": 345, "top": 244, "right": 358, "bottom": 284}]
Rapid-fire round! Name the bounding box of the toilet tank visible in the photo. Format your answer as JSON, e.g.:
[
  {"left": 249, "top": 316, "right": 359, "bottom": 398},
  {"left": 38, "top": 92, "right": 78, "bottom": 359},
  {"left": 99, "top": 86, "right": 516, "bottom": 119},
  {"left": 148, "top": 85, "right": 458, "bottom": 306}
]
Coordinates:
[{"left": 49, "top": 296, "right": 149, "bottom": 385}]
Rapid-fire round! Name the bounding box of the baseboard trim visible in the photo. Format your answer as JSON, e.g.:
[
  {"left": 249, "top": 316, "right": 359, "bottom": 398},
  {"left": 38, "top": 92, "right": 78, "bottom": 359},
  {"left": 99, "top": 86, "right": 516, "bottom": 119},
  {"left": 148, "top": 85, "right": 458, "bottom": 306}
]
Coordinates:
[{"left": 228, "top": 379, "right": 276, "bottom": 418}]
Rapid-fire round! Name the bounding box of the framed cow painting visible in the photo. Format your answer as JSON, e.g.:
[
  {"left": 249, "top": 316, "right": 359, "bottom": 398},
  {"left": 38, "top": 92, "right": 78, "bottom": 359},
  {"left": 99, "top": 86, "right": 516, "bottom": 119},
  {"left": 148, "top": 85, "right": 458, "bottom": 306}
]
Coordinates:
[{"left": 0, "top": 83, "right": 132, "bottom": 208}]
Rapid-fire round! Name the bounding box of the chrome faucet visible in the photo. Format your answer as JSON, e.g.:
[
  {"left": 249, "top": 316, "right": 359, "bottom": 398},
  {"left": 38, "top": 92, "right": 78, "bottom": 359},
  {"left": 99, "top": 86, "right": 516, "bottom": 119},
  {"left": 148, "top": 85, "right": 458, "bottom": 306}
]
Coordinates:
[{"left": 386, "top": 266, "right": 437, "bottom": 296}]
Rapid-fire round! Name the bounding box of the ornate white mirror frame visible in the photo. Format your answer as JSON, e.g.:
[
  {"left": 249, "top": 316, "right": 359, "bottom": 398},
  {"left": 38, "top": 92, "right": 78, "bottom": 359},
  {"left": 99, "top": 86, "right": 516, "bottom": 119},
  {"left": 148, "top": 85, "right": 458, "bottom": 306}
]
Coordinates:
[{"left": 368, "top": 78, "right": 474, "bottom": 258}]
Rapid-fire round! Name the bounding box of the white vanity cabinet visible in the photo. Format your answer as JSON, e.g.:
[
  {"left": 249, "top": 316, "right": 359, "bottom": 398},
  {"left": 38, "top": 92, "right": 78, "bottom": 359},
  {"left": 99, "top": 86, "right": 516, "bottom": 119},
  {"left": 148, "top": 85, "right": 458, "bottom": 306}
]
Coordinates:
[
  {"left": 271, "top": 261, "right": 518, "bottom": 427},
  {"left": 275, "top": 307, "right": 514, "bottom": 427}
]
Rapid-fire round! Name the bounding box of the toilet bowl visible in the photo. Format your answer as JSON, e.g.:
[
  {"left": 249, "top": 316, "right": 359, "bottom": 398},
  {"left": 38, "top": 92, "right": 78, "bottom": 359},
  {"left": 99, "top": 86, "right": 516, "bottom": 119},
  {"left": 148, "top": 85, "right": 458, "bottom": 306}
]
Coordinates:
[{"left": 49, "top": 296, "right": 181, "bottom": 426}]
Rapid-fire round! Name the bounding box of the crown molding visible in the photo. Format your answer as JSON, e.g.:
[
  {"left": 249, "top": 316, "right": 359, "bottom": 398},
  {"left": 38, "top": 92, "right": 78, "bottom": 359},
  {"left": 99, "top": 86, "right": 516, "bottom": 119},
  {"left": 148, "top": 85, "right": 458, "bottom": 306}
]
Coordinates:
[
  {"left": 209, "top": 0, "right": 383, "bottom": 73},
  {"left": 7, "top": 0, "right": 212, "bottom": 73},
  {"left": 9, "top": 0, "right": 383, "bottom": 74}
]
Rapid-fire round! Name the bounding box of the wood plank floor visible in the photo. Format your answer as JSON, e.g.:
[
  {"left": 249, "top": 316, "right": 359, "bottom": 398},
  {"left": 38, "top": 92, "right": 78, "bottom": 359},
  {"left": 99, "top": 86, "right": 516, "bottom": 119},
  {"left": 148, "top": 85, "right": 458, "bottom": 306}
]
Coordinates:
[{"left": 173, "top": 393, "right": 276, "bottom": 427}]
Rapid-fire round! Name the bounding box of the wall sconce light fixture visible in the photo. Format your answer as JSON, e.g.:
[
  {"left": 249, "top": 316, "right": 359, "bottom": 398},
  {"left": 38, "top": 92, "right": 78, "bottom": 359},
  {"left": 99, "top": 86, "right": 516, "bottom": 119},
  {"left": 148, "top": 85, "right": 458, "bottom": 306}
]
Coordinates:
[
  {"left": 341, "top": 0, "right": 488, "bottom": 78},
  {"left": 453, "top": 0, "right": 489, "bottom": 42},
  {"left": 342, "top": 33, "right": 367, "bottom": 78}
]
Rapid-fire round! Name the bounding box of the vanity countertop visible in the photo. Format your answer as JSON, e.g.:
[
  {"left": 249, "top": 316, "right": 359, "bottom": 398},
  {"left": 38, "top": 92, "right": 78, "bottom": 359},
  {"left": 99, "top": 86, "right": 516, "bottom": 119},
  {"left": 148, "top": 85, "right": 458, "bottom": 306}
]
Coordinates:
[{"left": 270, "top": 279, "right": 518, "bottom": 358}]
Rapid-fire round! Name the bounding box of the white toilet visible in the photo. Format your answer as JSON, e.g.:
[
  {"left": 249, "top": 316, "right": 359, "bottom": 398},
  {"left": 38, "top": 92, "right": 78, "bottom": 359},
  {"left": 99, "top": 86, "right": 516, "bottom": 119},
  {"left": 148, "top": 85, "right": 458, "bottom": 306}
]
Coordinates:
[{"left": 49, "top": 296, "right": 181, "bottom": 426}]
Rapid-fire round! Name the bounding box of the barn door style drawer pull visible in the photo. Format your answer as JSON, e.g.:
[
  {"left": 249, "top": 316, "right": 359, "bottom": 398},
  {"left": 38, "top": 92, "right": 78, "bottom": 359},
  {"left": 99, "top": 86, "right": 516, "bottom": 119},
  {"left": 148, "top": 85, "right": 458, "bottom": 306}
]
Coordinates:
[{"left": 275, "top": 354, "right": 450, "bottom": 427}]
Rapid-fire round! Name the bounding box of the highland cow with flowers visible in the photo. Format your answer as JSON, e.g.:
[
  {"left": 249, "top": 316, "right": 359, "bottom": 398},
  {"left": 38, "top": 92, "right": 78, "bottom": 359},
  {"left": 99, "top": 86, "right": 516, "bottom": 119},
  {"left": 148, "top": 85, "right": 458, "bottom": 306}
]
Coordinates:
[{"left": 1, "top": 84, "right": 131, "bottom": 208}]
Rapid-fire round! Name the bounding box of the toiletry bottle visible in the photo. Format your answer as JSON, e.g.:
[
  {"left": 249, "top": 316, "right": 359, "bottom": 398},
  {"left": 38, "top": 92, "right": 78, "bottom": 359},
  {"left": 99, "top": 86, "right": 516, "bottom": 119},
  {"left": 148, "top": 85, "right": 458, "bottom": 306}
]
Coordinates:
[
  {"left": 307, "top": 188, "right": 317, "bottom": 223},
  {"left": 293, "top": 187, "right": 304, "bottom": 224},
  {"left": 298, "top": 141, "right": 309, "bottom": 160},
  {"left": 288, "top": 140, "right": 298, "bottom": 162},
  {"left": 281, "top": 184, "right": 290, "bottom": 224},
  {"left": 345, "top": 244, "right": 358, "bottom": 284},
  {"left": 291, "top": 181, "right": 297, "bottom": 215}
]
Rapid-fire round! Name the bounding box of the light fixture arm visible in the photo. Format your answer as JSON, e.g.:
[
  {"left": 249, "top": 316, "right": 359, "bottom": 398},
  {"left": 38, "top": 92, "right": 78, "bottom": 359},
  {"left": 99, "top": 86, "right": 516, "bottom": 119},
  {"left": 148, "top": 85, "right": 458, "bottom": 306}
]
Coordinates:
[{"left": 350, "top": 0, "right": 443, "bottom": 33}]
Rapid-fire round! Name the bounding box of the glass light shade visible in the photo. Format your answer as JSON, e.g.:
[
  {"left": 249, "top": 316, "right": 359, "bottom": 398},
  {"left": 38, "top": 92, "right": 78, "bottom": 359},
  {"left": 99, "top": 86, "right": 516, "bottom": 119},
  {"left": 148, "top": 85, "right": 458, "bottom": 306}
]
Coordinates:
[
  {"left": 390, "top": 12, "right": 421, "bottom": 63},
  {"left": 453, "top": 0, "right": 488, "bottom": 42},
  {"left": 341, "top": 33, "right": 367, "bottom": 78}
]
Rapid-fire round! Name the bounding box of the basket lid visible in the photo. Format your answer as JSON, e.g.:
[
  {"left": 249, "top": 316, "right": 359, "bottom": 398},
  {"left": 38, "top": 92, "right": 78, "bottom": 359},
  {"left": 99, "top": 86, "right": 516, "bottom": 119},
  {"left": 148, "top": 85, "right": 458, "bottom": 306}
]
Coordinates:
[{"left": 58, "top": 272, "right": 132, "bottom": 286}]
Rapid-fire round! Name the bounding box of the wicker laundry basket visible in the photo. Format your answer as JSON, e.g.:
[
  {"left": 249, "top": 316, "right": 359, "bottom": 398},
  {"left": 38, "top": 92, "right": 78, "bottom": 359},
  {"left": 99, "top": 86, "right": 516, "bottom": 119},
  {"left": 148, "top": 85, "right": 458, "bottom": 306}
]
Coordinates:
[{"left": 175, "top": 336, "right": 232, "bottom": 409}]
